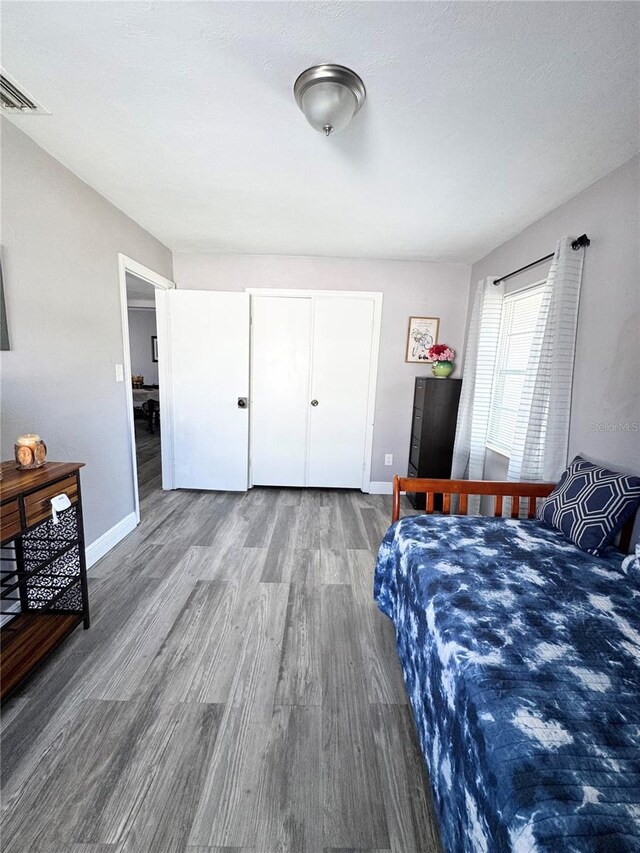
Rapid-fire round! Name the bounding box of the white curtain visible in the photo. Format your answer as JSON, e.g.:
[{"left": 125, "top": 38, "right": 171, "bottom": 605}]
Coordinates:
[
  {"left": 508, "top": 236, "right": 584, "bottom": 482},
  {"left": 451, "top": 277, "right": 504, "bottom": 512}
]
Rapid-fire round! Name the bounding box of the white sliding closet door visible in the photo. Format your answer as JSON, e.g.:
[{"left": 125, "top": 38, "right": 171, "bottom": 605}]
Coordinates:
[
  {"left": 251, "top": 296, "right": 312, "bottom": 486},
  {"left": 169, "top": 290, "right": 250, "bottom": 491},
  {"left": 308, "top": 297, "right": 374, "bottom": 488}
]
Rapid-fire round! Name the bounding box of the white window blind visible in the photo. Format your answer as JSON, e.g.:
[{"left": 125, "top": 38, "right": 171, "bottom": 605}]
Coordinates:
[{"left": 487, "top": 284, "right": 545, "bottom": 457}]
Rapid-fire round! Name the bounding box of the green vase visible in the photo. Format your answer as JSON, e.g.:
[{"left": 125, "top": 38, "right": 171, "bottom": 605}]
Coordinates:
[{"left": 431, "top": 360, "right": 454, "bottom": 378}]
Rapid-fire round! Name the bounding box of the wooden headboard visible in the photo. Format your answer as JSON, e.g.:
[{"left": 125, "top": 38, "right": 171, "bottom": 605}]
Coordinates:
[{"left": 391, "top": 476, "right": 635, "bottom": 553}]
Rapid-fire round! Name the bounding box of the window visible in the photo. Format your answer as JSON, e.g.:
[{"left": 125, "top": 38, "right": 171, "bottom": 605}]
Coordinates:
[{"left": 486, "top": 284, "right": 545, "bottom": 457}]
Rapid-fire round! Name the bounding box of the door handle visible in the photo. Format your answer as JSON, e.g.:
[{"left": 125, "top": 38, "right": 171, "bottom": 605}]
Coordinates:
[
  {"left": 237, "top": 397, "right": 248, "bottom": 409},
  {"left": 310, "top": 399, "right": 319, "bottom": 407}
]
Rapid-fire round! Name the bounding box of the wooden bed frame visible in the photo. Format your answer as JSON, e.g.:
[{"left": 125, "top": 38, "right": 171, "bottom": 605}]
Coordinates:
[{"left": 391, "top": 476, "right": 635, "bottom": 553}]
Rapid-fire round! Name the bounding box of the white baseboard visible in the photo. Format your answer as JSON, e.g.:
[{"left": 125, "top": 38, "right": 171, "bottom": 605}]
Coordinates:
[
  {"left": 368, "top": 481, "right": 394, "bottom": 495},
  {"left": 85, "top": 512, "right": 138, "bottom": 569}
]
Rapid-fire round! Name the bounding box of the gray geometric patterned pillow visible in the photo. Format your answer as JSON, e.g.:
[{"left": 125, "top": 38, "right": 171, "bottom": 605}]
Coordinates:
[{"left": 537, "top": 456, "right": 640, "bottom": 555}]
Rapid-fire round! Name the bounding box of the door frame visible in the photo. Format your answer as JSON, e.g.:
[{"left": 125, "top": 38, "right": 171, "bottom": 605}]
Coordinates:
[
  {"left": 246, "top": 288, "right": 383, "bottom": 492},
  {"left": 118, "top": 254, "right": 176, "bottom": 523}
]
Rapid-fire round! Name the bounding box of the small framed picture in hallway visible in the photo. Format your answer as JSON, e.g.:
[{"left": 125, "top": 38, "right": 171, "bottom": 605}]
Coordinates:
[{"left": 151, "top": 335, "right": 158, "bottom": 362}]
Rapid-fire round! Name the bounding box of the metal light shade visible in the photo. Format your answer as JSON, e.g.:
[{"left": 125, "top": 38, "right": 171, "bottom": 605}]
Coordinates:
[{"left": 294, "top": 65, "right": 366, "bottom": 136}]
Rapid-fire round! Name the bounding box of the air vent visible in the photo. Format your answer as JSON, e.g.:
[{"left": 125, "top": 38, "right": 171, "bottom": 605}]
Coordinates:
[{"left": 0, "top": 70, "right": 49, "bottom": 115}]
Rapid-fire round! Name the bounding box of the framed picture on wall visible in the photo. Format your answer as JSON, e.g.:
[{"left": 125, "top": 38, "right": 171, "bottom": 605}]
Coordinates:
[
  {"left": 151, "top": 335, "right": 158, "bottom": 362},
  {"left": 405, "top": 316, "right": 439, "bottom": 362}
]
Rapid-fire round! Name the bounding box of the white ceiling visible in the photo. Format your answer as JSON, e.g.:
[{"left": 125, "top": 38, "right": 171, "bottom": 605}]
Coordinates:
[
  {"left": 126, "top": 272, "right": 156, "bottom": 305},
  {"left": 3, "top": 2, "right": 639, "bottom": 263}
]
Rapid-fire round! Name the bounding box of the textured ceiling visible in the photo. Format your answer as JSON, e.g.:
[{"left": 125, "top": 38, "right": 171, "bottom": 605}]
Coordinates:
[{"left": 3, "top": 1, "right": 639, "bottom": 262}]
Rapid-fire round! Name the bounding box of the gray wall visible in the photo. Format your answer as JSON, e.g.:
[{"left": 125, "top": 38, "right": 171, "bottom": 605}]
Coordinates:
[
  {"left": 0, "top": 119, "right": 173, "bottom": 543},
  {"left": 469, "top": 155, "right": 640, "bottom": 486},
  {"left": 173, "top": 253, "right": 471, "bottom": 484},
  {"left": 127, "top": 308, "right": 158, "bottom": 385}
]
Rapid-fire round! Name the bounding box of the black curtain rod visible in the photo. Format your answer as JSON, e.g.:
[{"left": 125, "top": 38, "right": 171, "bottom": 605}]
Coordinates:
[{"left": 493, "top": 234, "right": 590, "bottom": 286}]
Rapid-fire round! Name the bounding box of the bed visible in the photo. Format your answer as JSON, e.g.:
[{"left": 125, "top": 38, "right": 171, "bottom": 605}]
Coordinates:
[{"left": 375, "top": 477, "right": 640, "bottom": 853}]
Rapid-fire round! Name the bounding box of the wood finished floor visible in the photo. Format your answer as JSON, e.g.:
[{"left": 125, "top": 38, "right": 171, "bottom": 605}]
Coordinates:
[{"left": 1, "top": 428, "right": 442, "bottom": 853}]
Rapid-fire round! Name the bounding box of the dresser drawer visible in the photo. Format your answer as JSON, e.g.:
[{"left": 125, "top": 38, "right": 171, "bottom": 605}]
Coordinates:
[
  {"left": 24, "top": 475, "right": 79, "bottom": 528},
  {"left": 413, "top": 378, "right": 427, "bottom": 411},
  {"left": 405, "top": 463, "right": 425, "bottom": 510},
  {"left": 412, "top": 407, "right": 424, "bottom": 433},
  {"left": 1, "top": 499, "right": 22, "bottom": 543},
  {"left": 409, "top": 436, "right": 421, "bottom": 470}
]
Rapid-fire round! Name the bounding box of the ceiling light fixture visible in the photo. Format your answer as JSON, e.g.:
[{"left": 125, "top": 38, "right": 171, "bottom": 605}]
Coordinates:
[{"left": 294, "top": 64, "right": 366, "bottom": 137}]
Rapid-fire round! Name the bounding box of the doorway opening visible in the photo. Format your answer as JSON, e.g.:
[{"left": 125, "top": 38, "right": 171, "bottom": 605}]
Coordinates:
[
  {"left": 118, "top": 254, "right": 175, "bottom": 524},
  {"left": 126, "top": 273, "right": 162, "bottom": 500}
]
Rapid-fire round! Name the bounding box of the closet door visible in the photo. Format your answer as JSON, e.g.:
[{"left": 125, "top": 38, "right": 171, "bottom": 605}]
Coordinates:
[
  {"left": 308, "top": 297, "right": 374, "bottom": 488},
  {"left": 250, "top": 296, "right": 312, "bottom": 486}
]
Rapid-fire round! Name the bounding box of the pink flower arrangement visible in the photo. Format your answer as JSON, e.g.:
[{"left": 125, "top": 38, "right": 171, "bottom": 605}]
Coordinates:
[{"left": 427, "top": 343, "right": 455, "bottom": 363}]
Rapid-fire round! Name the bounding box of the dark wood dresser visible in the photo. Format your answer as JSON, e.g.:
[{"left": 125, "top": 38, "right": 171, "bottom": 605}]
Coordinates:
[
  {"left": 0, "top": 461, "right": 90, "bottom": 702},
  {"left": 407, "top": 377, "right": 462, "bottom": 510}
]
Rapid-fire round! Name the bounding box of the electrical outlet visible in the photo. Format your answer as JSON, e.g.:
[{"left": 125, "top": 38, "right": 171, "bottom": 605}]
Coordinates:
[
  {"left": 384, "top": 453, "right": 393, "bottom": 466},
  {"left": 115, "top": 363, "right": 124, "bottom": 382}
]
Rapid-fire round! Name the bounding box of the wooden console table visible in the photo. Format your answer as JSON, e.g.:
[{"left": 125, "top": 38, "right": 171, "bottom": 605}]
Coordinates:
[{"left": 0, "top": 461, "right": 90, "bottom": 702}]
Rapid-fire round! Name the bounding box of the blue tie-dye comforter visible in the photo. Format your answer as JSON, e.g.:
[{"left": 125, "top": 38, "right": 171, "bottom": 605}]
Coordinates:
[{"left": 374, "top": 515, "right": 640, "bottom": 853}]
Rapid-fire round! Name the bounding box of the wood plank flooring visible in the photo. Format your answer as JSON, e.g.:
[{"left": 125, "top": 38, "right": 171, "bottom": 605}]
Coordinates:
[{"left": 1, "top": 429, "right": 442, "bottom": 853}]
